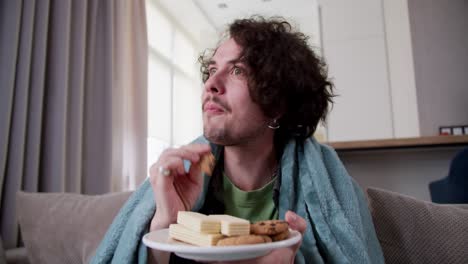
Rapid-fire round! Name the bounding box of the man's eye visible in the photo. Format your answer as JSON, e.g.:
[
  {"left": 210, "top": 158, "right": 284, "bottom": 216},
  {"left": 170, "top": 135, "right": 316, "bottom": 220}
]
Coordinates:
[
  {"left": 208, "top": 68, "right": 217, "bottom": 76},
  {"left": 232, "top": 66, "right": 243, "bottom": 76}
]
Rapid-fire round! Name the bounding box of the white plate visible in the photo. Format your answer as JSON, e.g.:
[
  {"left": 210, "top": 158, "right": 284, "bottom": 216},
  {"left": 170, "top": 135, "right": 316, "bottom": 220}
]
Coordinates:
[{"left": 142, "top": 228, "right": 301, "bottom": 261}]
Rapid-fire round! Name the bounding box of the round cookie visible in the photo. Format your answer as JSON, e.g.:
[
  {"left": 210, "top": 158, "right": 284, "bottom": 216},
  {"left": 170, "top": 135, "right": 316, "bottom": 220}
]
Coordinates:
[
  {"left": 216, "top": 235, "right": 271, "bottom": 246},
  {"left": 250, "top": 220, "right": 289, "bottom": 235},
  {"left": 271, "top": 229, "right": 290, "bottom": 242},
  {"left": 262, "top": 235, "right": 273, "bottom": 243}
]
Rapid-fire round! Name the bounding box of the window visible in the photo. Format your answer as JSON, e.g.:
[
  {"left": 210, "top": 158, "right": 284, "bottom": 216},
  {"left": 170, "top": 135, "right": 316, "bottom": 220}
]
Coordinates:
[{"left": 146, "top": 0, "right": 204, "bottom": 173}]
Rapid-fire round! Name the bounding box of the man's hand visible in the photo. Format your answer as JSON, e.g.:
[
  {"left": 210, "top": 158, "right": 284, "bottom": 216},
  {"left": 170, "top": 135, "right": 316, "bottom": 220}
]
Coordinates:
[
  {"left": 149, "top": 144, "right": 212, "bottom": 231},
  {"left": 217, "top": 211, "right": 307, "bottom": 264}
]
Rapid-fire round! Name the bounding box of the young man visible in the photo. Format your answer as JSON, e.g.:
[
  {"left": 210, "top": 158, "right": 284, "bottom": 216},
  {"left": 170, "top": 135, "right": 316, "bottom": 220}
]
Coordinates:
[
  {"left": 91, "top": 17, "right": 384, "bottom": 264},
  {"left": 148, "top": 17, "right": 384, "bottom": 263}
]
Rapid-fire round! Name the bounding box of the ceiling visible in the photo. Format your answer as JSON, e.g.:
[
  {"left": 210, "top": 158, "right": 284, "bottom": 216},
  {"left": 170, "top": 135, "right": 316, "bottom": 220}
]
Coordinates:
[{"left": 192, "top": 0, "right": 321, "bottom": 47}]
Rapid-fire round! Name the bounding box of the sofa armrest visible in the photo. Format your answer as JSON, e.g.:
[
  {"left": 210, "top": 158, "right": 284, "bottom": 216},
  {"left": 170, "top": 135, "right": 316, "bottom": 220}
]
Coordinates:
[
  {"left": 16, "top": 191, "right": 132, "bottom": 263},
  {"left": 5, "top": 247, "right": 29, "bottom": 264}
]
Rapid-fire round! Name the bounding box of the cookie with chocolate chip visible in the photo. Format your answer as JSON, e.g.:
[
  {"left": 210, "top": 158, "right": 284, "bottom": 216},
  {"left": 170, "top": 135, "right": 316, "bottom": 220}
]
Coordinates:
[
  {"left": 271, "top": 229, "right": 290, "bottom": 241},
  {"left": 250, "top": 220, "right": 289, "bottom": 236}
]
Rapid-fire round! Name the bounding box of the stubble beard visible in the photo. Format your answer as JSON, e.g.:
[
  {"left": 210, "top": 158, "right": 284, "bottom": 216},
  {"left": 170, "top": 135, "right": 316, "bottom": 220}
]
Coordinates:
[
  {"left": 203, "top": 120, "right": 268, "bottom": 147},
  {"left": 203, "top": 127, "right": 230, "bottom": 145}
]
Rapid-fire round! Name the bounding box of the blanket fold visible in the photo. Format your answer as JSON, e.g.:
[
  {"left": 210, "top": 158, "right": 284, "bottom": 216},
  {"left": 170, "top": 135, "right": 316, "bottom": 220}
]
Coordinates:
[{"left": 91, "top": 137, "right": 384, "bottom": 263}]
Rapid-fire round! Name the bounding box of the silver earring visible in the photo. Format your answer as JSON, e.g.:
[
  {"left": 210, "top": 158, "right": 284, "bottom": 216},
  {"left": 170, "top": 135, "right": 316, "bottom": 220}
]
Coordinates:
[{"left": 268, "top": 119, "right": 280, "bottom": 129}]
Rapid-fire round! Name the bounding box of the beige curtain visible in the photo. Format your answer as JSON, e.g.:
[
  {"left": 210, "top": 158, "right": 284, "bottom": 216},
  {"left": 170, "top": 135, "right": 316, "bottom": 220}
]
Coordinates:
[{"left": 0, "top": 0, "right": 147, "bottom": 249}]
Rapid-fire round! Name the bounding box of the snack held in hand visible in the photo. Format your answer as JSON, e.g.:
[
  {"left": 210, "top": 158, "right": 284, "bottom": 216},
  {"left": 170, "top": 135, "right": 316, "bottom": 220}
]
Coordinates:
[
  {"left": 168, "top": 211, "right": 290, "bottom": 247},
  {"left": 199, "top": 153, "right": 215, "bottom": 176}
]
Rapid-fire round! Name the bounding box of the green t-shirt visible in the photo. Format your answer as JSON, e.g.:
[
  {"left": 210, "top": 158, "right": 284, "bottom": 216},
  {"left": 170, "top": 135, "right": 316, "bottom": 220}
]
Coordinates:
[{"left": 221, "top": 173, "right": 278, "bottom": 222}]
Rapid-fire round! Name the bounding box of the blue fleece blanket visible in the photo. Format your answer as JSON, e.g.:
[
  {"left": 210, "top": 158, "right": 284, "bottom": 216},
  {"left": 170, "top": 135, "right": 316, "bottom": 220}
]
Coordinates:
[{"left": 91, "top": 137, "right": 384, "bottom": 263}]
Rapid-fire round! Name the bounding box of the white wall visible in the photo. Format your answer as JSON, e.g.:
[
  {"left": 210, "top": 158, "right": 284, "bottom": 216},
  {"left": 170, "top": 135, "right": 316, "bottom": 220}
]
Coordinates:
[
  {"left": 408, "top": 0, "right": 468, "bottom": 136},
  {"left": 382, "top": 0, "right": 420, "bottom": 138},
  {"left": 320, "top": 0, "right": 421, "bottom": 141},
  {"left": 320, "top": 0, "right": 394, "bottom": 141}
]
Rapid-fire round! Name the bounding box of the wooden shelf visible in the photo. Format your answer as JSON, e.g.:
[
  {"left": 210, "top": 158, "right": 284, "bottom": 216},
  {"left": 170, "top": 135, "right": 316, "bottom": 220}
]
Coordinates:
[{"left": 325, "top": 135, "right": 468, "bottom": 151}]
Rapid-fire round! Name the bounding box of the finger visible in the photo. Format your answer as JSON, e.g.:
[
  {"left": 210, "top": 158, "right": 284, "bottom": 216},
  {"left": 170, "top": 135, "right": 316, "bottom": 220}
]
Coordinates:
[
  {"left": 163, "top": 156, "right": 186, "bottom": 176},
  {"left": 162, "top": 148, "right": 202, "bottom": 163},
  {"left": 285, "top": 211, "right": 307, "bottom": 235},
  {"left": 153, "top": 144, "right": 211, "bottom": 176},
  {"left": 175, "top": 144, "right": 212, "bottom": 161},
  {"left": 187, "top": 161, "right": 202, "bottom": 184},
  {"left": 149, "top": 157, "right": 185, "bottom": 186},
  {"left": 180, "top": 143, "right": 211, "bottom": 153}
]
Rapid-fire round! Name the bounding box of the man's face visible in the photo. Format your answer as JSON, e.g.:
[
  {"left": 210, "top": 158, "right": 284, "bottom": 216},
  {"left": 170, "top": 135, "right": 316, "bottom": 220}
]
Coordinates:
[{"left": 202, "top": 38, "right": 270, "bottom": 146}]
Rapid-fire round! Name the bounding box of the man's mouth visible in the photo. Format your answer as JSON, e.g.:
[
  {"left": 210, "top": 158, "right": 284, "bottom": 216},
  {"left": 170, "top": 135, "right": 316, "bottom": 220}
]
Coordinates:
[{"left": 203, "top": 102, "right": 225, "bottom": 114}]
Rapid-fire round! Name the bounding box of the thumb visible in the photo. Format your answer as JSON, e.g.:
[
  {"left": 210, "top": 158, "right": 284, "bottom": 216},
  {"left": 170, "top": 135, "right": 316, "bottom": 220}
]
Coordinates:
[
  {"left": 285, "top": 210, "right": 307, "bottom": 235},
  {"left": 188, "top": 161, "right": 203, "bottom": 183}
]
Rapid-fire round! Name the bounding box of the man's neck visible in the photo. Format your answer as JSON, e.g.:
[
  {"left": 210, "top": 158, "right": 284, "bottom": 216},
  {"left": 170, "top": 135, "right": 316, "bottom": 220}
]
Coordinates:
[{"left": 223, "top": 134, "right": 277, "bottom": 191}]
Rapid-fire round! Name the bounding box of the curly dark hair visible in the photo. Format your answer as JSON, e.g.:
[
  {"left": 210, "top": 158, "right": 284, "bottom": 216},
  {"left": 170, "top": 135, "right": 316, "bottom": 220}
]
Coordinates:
[{"left": 199, "top": 16, "right": 334, "bottom": 144}]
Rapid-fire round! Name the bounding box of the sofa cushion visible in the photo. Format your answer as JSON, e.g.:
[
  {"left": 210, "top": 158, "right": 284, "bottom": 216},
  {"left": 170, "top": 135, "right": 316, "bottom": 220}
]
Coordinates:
[
  {"left": 16, "top": 191, "right": 132, "bottom": 264},
  {"left": 5, "top": 247, "right": 29, "bottom": 264},
  {"left": 367, "top": 187, "right": 468, "bottom": 264}
]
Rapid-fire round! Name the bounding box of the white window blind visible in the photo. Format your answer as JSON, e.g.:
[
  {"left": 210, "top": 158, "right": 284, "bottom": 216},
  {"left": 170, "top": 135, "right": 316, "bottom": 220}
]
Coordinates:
[{"left": 146, "top": 0, "right": 203, "bottom": 174}]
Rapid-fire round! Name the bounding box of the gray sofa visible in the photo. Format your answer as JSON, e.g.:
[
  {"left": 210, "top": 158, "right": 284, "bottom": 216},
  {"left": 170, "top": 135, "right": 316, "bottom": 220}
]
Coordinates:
[{"left": 3, "top": 187, "right": 468, "bottom": 264}]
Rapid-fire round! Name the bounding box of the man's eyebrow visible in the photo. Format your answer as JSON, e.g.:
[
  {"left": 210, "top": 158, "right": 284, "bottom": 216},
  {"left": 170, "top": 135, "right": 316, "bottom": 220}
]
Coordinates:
[
  {"left": 207, "top": 60, "right": 216, "bottom": 66},
  {"left": 207, "top": 58, "right": 244, "bottom": 67},
  {"left": 227, "top": 58, "right": 245, "bottom": 65}
]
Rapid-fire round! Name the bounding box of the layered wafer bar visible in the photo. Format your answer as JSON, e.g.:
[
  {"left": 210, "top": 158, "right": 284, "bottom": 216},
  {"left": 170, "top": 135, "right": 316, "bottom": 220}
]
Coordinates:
[
  {"left": 208, "top": 214, "right": 250, "bottom": 236},
  {"left": 169, "top": 224, "right": 224, "bottom": 246},
  {"left": 177, "top": 211, "right": 221, "bottom": 234}
]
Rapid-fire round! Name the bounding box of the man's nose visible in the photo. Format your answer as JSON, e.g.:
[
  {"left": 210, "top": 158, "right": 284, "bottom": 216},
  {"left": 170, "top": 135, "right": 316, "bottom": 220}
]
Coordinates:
[{"left": 204, "top": 72, "right": 225, "bottom": 95}]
